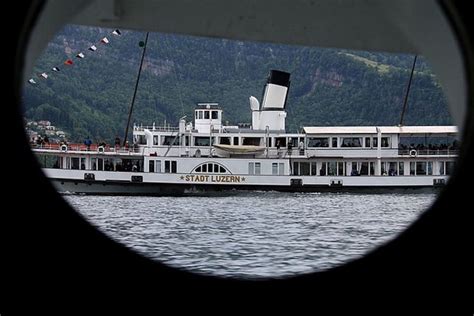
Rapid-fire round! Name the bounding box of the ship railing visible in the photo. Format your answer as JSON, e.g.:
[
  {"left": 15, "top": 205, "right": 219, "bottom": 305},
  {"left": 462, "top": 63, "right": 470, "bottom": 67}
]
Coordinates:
[
  {"left": 134, "top": 125, "right": 180, "bottom": 132},
  {"left": 398, "top": 148, "right": 459, "bottom": 156},
  {"left": 30, "top": 142, "right": 141, "bottom": 154}
]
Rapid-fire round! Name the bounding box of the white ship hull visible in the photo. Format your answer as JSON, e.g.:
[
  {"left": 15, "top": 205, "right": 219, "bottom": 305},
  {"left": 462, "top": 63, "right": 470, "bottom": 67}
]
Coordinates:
[{"left": 45, "top": 168, "right": 448, "bottom": 196}]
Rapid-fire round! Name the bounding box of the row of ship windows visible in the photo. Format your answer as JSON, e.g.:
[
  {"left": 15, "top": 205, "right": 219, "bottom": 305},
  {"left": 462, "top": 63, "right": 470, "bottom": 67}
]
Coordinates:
[
  {"left": 38, "top": 155, "right": 455, "bottom": 176},
  {"left": 291, "top": 161, "right": 456, "bottom": 176},
  {"left": 138, "top": 134, "right": 457, "bottom": 150},
  {"left": 139, "top": 135, "right": 391, "bottom": 148},
  {"left": 195, "top": 110, "right": 219, "bottom": 120}
]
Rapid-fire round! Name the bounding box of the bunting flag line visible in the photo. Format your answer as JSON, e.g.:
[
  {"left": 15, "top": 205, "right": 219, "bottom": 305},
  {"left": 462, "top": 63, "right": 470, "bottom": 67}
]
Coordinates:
[{"left": 27, "top": 28, "right": 122, "bottom": 85}]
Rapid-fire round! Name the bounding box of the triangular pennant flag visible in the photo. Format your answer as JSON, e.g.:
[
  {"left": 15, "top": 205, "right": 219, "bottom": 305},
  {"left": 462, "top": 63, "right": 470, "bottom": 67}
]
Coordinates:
[
  {"left": 64, "top": 59, "right": 73, "bottom": 65},
  {"left": 28, "top": 78, "right": 36, "bottom": 84},
  {"left": 88, "top": 45, "right": 97, "bottom": 51},
  {"left": 76, "top": 52, "right": 85, "bottom": 59},
  {"left": 39, "top": 72, "right": 48, "bottom": 79},
  {"left": 52, "top": 67, "right": 60, "bottom": 72},
  {"left": 101, "top": 37, "right": 109, "bottom": 44},
  {"left": 112, "top": 29, "right": 121, "bottom": 36}
]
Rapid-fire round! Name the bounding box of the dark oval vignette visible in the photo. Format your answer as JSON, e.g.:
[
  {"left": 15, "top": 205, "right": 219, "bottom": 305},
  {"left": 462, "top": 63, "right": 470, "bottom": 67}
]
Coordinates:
[{"left": 7, "top": 0, "right": 473, "bottom": 307}]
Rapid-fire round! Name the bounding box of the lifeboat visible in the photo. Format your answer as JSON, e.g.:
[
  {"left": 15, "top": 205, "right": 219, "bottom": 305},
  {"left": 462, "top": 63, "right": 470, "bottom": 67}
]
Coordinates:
[{"left": 213, "top": 144, "right": 265, "bottom": 155}]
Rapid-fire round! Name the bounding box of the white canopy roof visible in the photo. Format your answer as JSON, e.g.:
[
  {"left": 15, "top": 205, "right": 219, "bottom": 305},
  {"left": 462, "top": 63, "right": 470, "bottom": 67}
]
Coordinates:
[{"left": 303, "top": 126, "right": 458, "bottom": 135}]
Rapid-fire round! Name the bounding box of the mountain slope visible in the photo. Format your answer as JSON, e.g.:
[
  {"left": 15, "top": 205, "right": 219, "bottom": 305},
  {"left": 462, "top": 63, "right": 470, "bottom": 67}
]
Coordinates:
[{"left": 22, "top": 25, "right": 451, "bottom": 142}]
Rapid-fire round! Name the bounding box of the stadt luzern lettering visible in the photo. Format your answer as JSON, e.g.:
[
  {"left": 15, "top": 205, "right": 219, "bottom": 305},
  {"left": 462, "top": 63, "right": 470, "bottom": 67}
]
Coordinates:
[{"left": 180, "top": 175, "right": 245, "bottom": 183}]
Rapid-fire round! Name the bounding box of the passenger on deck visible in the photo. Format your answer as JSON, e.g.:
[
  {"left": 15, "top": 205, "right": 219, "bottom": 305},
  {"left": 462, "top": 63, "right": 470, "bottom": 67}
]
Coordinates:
[
  {"left": 114, "top": 136, "right": 121, "bottom": 150},
  {"left": 84, "top": 136, "right": 92, "bottom": 151}
]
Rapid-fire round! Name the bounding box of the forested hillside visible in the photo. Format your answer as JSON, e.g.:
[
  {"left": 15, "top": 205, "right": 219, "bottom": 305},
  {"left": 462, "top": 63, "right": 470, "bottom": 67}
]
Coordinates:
[{"left": 22, "top": 25, "right": 451, "bottom": 142}]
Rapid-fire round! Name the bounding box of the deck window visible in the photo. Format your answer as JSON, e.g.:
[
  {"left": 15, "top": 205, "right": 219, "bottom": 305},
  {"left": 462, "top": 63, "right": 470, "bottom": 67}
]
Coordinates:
[
  {"left": 211, "top": 111, "right": 218, "bottom": 119},
  {"left": 388, "top": 162, "right": 398, "bottom": 176},
  {"left": 332, "top": 137, "right": 338, "bottom": 148},
  {"left": 370, "top": 162, "right": 375, "bottom": 175},
  {"left": 320, "top": 162, "right": 327, "bottom": 176},
  {"left": 300, "top": 162, "right": 310, "bottom": 175},
  {"left": 427, "top": 162, "right": 433, "bottom": 175},
  {"left": 272, "top": 162, "right": 285, "bottom": 175},
  {"left": 194, "top": 163, "right": 228, "bottom": 174},
  {"left": 307, "top": 137, "right": 329, "bottom": 148},
  {"left": 204, "top": 111, "right": 210, "bottom": 119},
  {"left": 351, "top": 162, "right": 359, "bottom": 175},
  {"left": 195, "top": 137, "right": 210, "bottom": 146},
  {"left": 410, "top": 162, "right": 416, "bottom": 175},
  {"left": 342, "top": 137, "right": 362, "bottom": 147},
  {"left": 289, "top": 138, "right": 298, "bottom": 148},
  {"left": 248, "top": 162, "right": 261, "bottom": 175},
  {"left": 254, "top": 162, "right": 261, "bottom": 175},
  {"left": 365, "top": 137, "right": 371, "bottom": 148},
  {"left": 399, "top": 162, "right": 404, "bottom": 176},
  {"left": 220, "top": 137, "right": 231, "bottom": 145},
  {"left": 275, "top": 137, "right": 287, "bottom": 148},
  {"left": 360, "top": 162, "right": 369, "bottom": 175},
  {"left": 171, "top": 161, "right": 177, "bottom": 173},
  {"left": 381, "top": 137, "right": 390, "bottom": 148},
  {"left": 164, "top": 160, "right": 177, "bottom": 173},
  {"left": 311, "top": 162, "right": 317, "bottom": 175},
  {"left": 338, "top": 162, "right": 344, "bottom": 175},
  {"left": 163, "top": 136, "right": 179, "bottom": 146},
  {"left": 153, "top": 135, "right": 159, "bottom": 145},
  {"left": 328, "top": 162, "right": 337, "bottom": 176},
  {"left": 71, "top": 157, "right": 80, "bottom": 170},
  {"left": 149, "top": 160, "right": 155, "bottom": 173},
  {"left": 416, "top": 162, "right": 427, "bottom": 175},
  {"left": 156, "top": 160, "right": 161, "bottom": 173},
  {"left": 242, "top": 137, "right": 261, "bottom": 146}
]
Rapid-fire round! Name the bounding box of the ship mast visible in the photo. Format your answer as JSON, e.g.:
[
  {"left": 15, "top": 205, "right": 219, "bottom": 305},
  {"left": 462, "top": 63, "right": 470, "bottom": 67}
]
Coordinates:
[
  {"left": 398, "top": 54, "right": 417, "bottom": 126},
  {"left": 123, "top": 32, "right": 149, "bottom": 146}
]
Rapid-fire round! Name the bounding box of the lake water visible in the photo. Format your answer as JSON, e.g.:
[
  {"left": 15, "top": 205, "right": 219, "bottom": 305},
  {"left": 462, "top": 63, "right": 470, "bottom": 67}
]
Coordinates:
[{"left": 65, "top": 191, "right": 436, "bottom": 279}]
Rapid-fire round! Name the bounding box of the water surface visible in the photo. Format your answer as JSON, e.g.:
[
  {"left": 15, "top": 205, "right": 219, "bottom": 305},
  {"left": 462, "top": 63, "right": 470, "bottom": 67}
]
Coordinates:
[{"left": 65, "top": 191, "right": 436, "bottom": 278}]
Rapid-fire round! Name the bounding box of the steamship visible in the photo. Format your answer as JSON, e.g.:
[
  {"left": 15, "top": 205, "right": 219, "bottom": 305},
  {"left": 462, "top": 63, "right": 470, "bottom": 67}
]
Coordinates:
[{"left": 34, "top": 70, "right": 458, "bottom": 195}]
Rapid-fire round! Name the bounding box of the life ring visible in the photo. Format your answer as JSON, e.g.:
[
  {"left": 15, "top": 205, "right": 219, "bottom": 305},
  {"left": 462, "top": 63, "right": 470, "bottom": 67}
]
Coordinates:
[
  {"left": 409, "top": 149, "right": 417, "bottom": 157},
  {"left": 98, "top": 146, "right": 105, "bottom": 153},
  {"left": 60, "top": 144, "right": 68, "bottom": 151}
]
